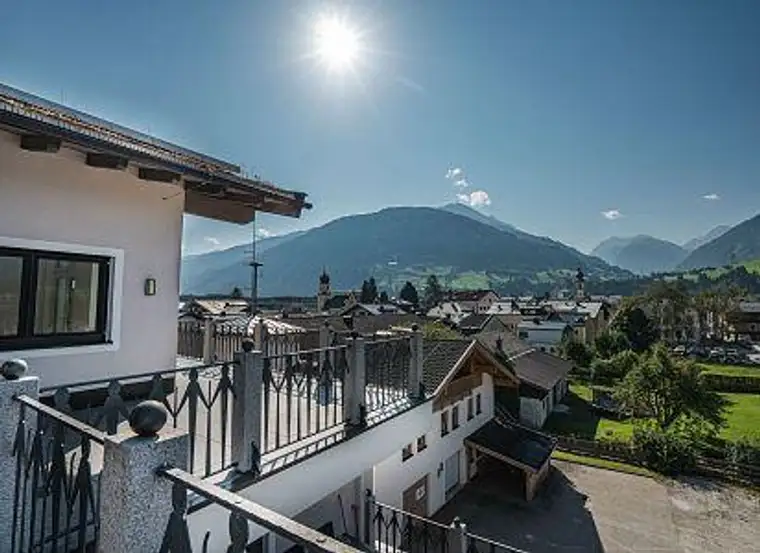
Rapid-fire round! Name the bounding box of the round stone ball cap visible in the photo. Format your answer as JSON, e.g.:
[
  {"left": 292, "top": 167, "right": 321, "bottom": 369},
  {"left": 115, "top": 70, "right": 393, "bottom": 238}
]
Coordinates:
[
  {"left": 241, "top": 338, "right": 256, "bottom": 352},
  {"left": 129, "top": 400, "right": 168, "bottom": 437},
  {"left": 1, "top": 359, "right": 28, "bottom": 381}
]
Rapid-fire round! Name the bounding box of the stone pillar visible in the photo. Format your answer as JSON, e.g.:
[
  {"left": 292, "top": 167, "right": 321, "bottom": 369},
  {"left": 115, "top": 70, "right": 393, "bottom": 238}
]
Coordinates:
[
  {"left": 253, "top": 321, "right": 269, "bottom": 354},
  {"left": 364, "top": 490, "right": 377, "bottom": 549},
  {"left": 451, "top": 517, "right": 468, "bottom": 553},
  {"left": 203, "top": 318, "right": 216, "bottom": 363},
  {"left": 98, "top": 402, "right": 189, "bottom": 553},
  {"left": 408, "top": 324, "right": 425, "bottom": 399},
  {"left": 232, "top": 340, "right": 263, "bottom": 474},
  {"left": 357, "top": 469, "right": 374, "bottom": 545},
  {"left": 0, "top": 360, "right": 37, "bottom": 553},
  {"left": 345, "top": 335, "right": 367, "bottom": 428}
]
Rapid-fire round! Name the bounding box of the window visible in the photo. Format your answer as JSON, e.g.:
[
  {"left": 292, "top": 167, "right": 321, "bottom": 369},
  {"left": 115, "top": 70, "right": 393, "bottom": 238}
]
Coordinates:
[
  {"left": 440, "top": 410, "right": 449, "bottom": 436},
  {"left": 467, "top": 396, "right": 474, "bottom": 420},
  {"left": 0, "top": 247, "right": 110, "bottom": 351},
  {"left": 452, "top": 405, "right": 460, "bottom": 429},
  {"left": 402, "top": 444, "right": 413, "bottom": 462},
  {"left": 416, "top": 434, "right": 427, "bottom": 452},
  {"left": 475, "top": 393, "right": 482, "bottom": 415}
]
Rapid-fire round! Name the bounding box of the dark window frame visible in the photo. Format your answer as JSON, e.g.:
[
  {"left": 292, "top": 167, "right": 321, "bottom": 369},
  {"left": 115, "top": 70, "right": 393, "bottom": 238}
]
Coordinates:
[
  {"left": 416, "top": 434, "right": 427, "bottom": 452},
  {"left": 467, "top": 396, "right": 474, "bottom": 420},
  {"left": 402, "top": 443, "right": 414, "bottom": 462},
  {"left": 476, "top": 393, "right": 482, "bottom": 415},
  {"left": 0, "top": 246, "right": 111, "bottom": 352},
  {"left": 452, "top": 405, "right": 460, "bottom": 429},
  {"left": 440, "top": 410, "right": 449, "bottom": 437}
]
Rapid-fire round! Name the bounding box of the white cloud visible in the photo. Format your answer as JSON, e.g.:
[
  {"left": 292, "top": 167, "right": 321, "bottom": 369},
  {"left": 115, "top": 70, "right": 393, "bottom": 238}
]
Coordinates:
[
  {"left": 256, "top": 228, "right": 274, "bottom": 238},
  {"left": 601, "top": 209, "right": 622, "bottom": 220},
  {"left": 703, "top": 193, "right": 720, "bottom": 201},
  {"left": 203, "top": 236, "right": 221, "bottom": 246},
  {"left": 457, "top": 190, "right": 491, "bottom": 207},
  {"left": 445, "top": 167, "right": 469, "bottom": 188}
]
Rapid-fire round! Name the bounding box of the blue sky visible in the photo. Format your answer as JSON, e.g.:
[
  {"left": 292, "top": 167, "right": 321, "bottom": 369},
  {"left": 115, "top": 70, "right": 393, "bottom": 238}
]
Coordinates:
[{"left": 2, "top": 0, "right": 759, "bottom": 255}]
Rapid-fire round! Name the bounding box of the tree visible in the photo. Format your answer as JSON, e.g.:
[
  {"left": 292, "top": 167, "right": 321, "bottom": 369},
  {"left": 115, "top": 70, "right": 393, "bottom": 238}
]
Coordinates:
[
  {"left": 379, "top": 290, "right": 389, "bottom": 303},
  {"left": 611, "top": 302, "right": 659, "bottom": 352},
  {"left": 399, "top": 281, "right": 420, "bottom": 307},
  {"left": 615, "top": 344, "right": 726, "bottom": 430},
  {"left": 591, "top": 349, "right": 639, "bottom": 383},
  {"left": 360, "top": 278, "right": 379, "bottom": 303},
  {"left": 594, "top": 331, "right": 630, "bottom": 359},
  {"left": 423, "top": 275, "right": 444, "bottom": 309},
  {"left": 561, "top": 338, "right": 595, "bottom": 368},
  {"left": 230, "top": 287, "right": 243, "bottom": 298}
]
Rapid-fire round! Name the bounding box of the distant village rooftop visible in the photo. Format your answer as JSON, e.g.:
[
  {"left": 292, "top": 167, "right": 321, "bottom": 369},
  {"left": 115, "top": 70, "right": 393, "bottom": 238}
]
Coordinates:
[{"left": 0, "top": 83, "right": 310, "bottom": 222}]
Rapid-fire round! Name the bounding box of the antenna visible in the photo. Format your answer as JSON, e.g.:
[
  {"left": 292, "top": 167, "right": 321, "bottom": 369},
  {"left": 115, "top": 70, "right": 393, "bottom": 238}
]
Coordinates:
[{"left": 249, "top": 210, "right": 262, "bottom": 317}]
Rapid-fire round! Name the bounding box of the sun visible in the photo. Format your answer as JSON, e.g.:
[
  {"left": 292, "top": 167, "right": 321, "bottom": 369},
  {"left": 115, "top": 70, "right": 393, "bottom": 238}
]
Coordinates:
[{"left": 313, "top": 14, "right": 361, "bottom": 72}]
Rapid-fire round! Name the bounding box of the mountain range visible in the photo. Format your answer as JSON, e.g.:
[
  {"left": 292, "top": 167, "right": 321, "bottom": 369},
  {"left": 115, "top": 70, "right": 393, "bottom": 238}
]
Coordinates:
[
  {"left": 182, "top": 204, "right": 759, "bottom": 296},
  {"left": 181, "top": 204, "right": 630, "bottom": 297},
  {"left": 678, "top": 214, "right": 760, "bottom": 270},
  {"left": 590, "top": 225, "right": 734, "bottom": 275}
]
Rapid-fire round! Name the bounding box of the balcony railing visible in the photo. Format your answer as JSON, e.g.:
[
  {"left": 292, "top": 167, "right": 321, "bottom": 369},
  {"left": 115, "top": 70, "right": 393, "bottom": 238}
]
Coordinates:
[
  {"left": 157, "top": 466, "right": 366, "bottom": 553},
  {"left": 39, "top": 361, "right": 237, "bottom": 477},
  {"left": 262, "top": 345, "right": 349, "bottom": 454},
  {"left": 11, "top": 395, "right": 106, "bottom": 553}
]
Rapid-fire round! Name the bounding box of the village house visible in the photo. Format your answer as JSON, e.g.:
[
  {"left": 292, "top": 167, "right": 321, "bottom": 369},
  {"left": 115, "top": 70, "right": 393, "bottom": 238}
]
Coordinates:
[
  {"left": 447, "top": 289, "right": 499, "bottom": 314},
  {"left": 0, "top": 82, "right": 308, "bottom": 388}
]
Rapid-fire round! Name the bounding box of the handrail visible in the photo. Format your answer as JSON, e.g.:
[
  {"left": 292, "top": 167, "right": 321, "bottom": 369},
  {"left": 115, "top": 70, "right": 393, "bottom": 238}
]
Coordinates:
[
  {"left": 263, "top": 344, "right": 348, "bottom": 360},
  {"left": 374, "top": 500, "right": 451, "bottom": 531},
  {"left": 467, "top": 532, "right": 531, "bottom": 553},
  {"left": 14, "top": 394, "right": 106, "bottom": 444},
  {"left": 39, "top": 360, "right": 235, "bottom": 393},
  {"left": 158, "top": 466, "right": 363, "bottom": 553}
]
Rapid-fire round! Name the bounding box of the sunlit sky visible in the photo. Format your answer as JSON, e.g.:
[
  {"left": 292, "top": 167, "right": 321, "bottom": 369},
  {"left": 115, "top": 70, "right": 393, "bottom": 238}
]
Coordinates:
[{"left": 2, "top": 0, "right": 759, "bottom": 255}]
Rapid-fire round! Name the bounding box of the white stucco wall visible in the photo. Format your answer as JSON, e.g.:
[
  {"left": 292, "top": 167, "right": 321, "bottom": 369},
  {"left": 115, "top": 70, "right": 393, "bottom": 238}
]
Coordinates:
[
  {"left": 519, "top": 396, "right": 548, "bottom": 429},
  {"left": 188, "top": 401, "right": 434, "bottom": 552},
  {"left": 373, "top": 374, "right": 495, "bottom": 517},
  {"left": 0, "top": 130, "right": 184, "bottom": 386}
]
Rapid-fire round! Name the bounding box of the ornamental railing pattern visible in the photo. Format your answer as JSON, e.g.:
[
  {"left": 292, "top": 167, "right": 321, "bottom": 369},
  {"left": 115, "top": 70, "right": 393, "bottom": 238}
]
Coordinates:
[
  {"left": 11, "top": 394, "right": 106, "bottom": 553},
  {"left": 157, "top": 466, "right": 365, "bottom": 553},
  {"left": 39, "top": 362, "right": 236, "bottom": 477},
  {"left": 364, "top": 337, "right": 412, "bottom": 412},
  {"left": 261, "top": 345, "right": 349, "bottom": 453},
  {"left": 371, "top": 500, "right": 451, "bottom": 553}
]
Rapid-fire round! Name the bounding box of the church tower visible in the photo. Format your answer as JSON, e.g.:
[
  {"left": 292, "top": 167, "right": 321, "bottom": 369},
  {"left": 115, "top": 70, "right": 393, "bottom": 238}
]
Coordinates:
[
  {"left": 317, "top": 268, "right": 332, "bottom": 311},
  {"left": 575, "top": 267, "right": 585, "bottom": 301}
]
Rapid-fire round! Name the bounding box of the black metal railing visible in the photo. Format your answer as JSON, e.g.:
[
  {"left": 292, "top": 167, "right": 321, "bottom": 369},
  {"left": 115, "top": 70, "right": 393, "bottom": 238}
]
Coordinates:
[
  {"left": 371, "top": 501, "right": 451, "bottom": 553},
  {"left": 40, "top": 362, "right": 237, "bottom": 477},
  {"left": 11, "top": 394, "right": 106, "bottom": 553},
  {"left": 262, "top": 346, "right": 348, "bottom": 453},
  {"left": 364, "top": 337, "right": 412, "bottom": 412},
  {"left": 157, "top": 466, "right": 365, "bottom": 553}
]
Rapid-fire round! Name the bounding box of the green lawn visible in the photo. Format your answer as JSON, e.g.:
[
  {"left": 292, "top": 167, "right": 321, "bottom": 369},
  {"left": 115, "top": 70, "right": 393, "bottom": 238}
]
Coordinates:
[
  {"left": 544, "top": 384, "right": 635, "bottom": 442},
  {"left": 720, "top": 393, "right": 760, "bottom": 444},
  {"left": 547, "top": 385, "right": 759, "bottom": 446},
  {"left": 699, "top": 363, "right": 760, "bottom": 378}
]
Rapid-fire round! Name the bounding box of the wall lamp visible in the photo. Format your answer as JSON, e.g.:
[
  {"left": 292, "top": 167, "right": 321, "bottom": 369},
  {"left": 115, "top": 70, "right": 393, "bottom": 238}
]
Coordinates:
[{"left": 144, "top": 278, "right": 157, "bottom": 296}]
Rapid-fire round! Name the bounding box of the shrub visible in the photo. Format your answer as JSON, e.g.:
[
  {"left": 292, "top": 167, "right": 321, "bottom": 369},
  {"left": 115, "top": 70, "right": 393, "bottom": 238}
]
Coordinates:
[{"left": 632, "top": 422, "right": 697, "bottom": 474}]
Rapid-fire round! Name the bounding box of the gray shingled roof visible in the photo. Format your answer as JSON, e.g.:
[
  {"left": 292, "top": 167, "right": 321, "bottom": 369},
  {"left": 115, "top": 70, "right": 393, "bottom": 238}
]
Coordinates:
[
  {"left": 458, "top": 314, "right": 490, "bottom": 330},
  {"left": 422, "top": 339, "right": 473, "bottom": 394},
  {"left": 512, "top": 350, "right": 573, "bottom": 391}
]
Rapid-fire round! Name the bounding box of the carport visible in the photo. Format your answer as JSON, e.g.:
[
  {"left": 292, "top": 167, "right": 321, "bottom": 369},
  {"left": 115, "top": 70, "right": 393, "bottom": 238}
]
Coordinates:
[{"left": 465, "top": 418, "right": 556, "bottom": 501}]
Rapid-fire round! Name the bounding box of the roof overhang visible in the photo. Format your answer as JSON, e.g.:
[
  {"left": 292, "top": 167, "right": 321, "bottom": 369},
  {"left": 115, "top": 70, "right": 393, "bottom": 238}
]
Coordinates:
[{"left": 0, "top": 84, "right": 310, "bottom": 223}]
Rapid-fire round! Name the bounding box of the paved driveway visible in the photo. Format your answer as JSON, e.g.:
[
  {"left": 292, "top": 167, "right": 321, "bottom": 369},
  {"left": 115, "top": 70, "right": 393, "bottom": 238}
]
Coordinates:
[{"left": 434, "top": 461, "right": 760, "bottom": 553}]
